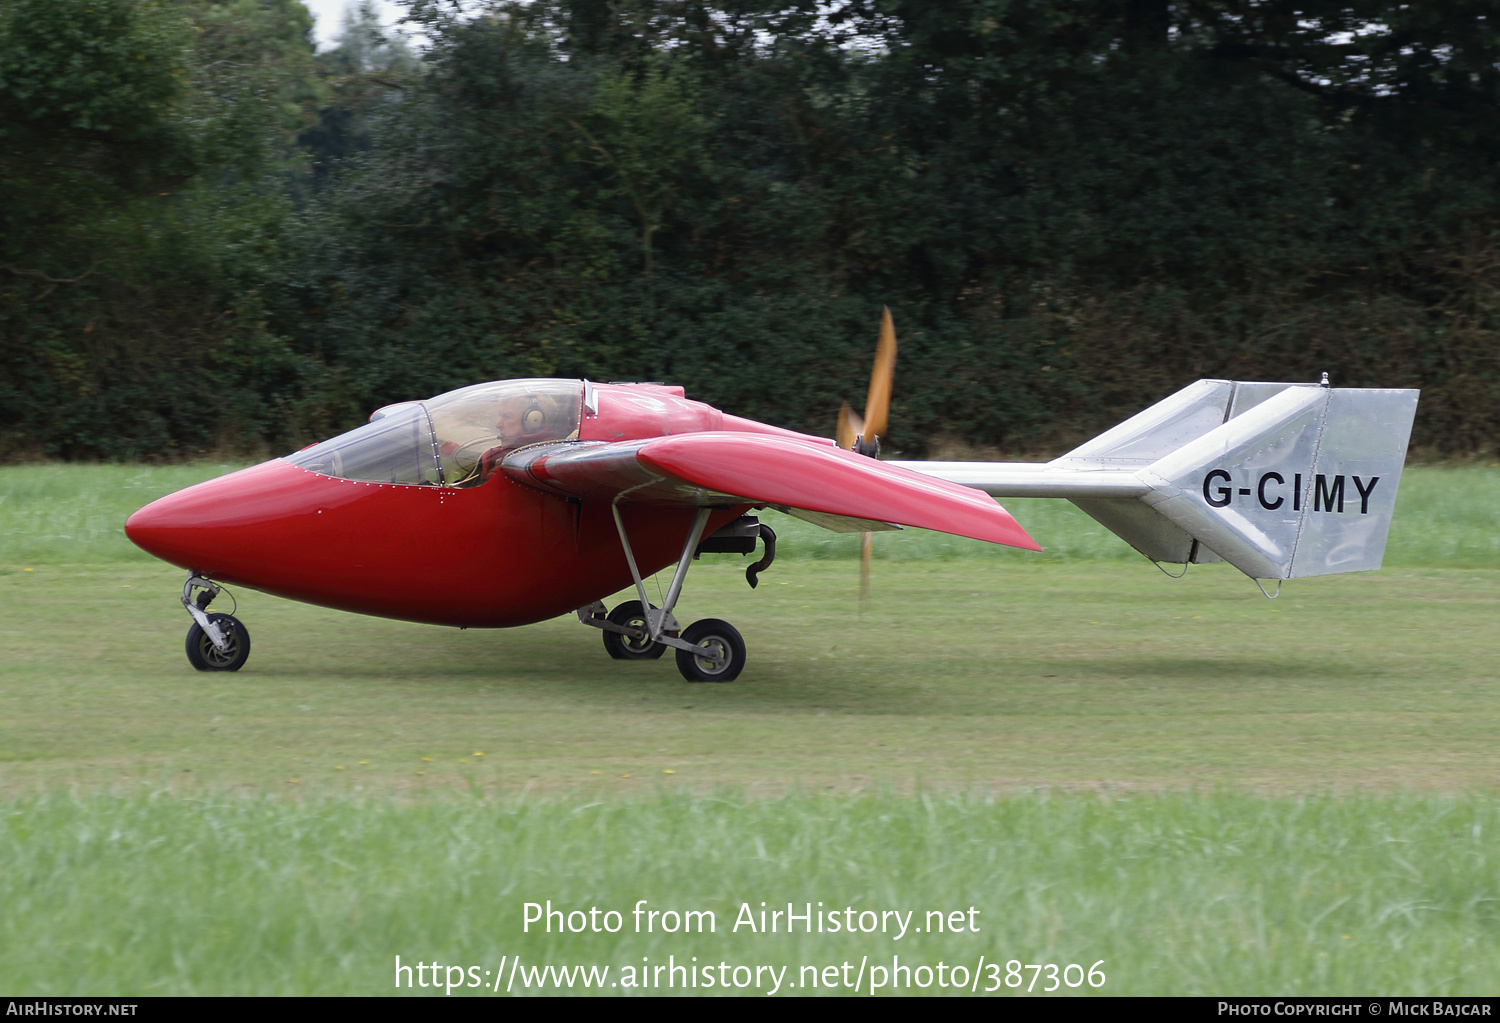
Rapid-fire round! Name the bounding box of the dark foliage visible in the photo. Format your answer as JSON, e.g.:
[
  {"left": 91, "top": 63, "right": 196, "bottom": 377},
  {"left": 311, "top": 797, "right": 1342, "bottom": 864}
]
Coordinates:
[{"left": 4, "top": 0, "right": 1498, "bottom": 459}]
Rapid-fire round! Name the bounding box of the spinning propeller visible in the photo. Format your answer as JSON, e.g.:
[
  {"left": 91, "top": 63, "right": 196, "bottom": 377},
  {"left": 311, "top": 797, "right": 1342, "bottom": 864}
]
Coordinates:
[
  {"left": 836, "top": 307, "right": 898, "bottom": 610},
  {"left": 836, "top": 307, "right": 897, "bottom": 459}
]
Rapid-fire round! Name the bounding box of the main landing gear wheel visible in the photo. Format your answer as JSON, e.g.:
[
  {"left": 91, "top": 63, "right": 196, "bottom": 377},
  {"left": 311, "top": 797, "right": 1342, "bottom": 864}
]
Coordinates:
[
  {"left": 185, "top": 613, "right": 251, "bottom": 672},
  {"left": 675, "top": 619, "right": 746, "bottom": 683},
  {"left": 602, "top": 600, "right": 668, "bottom": 660}
]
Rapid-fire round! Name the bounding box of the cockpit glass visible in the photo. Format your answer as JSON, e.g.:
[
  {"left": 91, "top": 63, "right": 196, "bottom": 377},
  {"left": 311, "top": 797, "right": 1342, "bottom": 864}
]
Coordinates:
[
  {"left": 284, "top": 379, "right": 583, "bottom": 488},
  {"left": 286, "top": 403, "right": 442, "bottom": 485},
  {"left": 427, "top": 380, "right": 583, "bottom": 487}
]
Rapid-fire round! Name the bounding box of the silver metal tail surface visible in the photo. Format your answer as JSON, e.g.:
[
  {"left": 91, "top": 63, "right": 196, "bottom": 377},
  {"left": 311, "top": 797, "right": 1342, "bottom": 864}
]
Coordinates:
[{"left": 893, "top": 379, "right": 1419, "bottom": 582}]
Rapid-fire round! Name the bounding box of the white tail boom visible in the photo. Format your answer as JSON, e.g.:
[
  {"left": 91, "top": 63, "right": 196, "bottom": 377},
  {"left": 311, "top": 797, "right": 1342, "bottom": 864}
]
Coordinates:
[{"left": 893, "top": 379, "right": 1420, "bottom": 582}]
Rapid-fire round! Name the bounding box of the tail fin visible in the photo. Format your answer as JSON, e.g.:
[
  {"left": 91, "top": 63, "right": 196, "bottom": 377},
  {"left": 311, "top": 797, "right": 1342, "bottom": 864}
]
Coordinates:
[{"left": 1063, "top": 380, "right": 1419, "bottom": 579}]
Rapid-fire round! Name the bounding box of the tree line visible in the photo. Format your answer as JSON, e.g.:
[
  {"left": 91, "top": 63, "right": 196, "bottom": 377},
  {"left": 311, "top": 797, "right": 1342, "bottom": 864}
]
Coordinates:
[{"left": 3, "top": 0, "right": 1497, "bottom": 460}]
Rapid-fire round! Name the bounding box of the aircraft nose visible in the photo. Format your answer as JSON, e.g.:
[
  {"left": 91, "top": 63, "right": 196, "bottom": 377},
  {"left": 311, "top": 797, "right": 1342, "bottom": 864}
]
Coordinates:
[
  {"left": 125, "top": 491, "right": 206, "bottom": 569},
  {"left": 124, "top": 460, "right": 315, "bottom": 574}
]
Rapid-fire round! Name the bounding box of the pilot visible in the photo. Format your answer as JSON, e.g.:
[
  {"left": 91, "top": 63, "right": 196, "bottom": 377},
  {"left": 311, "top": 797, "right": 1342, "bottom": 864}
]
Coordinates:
[{"left": 477, "top": 393, "right": 570, "bottom": 477}]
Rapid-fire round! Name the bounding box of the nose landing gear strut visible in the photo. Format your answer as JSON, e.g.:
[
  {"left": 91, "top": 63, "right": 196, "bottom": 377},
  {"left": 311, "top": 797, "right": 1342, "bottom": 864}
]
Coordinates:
[{"left": 181, "top": 573, "right": 251, "bottom": 672}]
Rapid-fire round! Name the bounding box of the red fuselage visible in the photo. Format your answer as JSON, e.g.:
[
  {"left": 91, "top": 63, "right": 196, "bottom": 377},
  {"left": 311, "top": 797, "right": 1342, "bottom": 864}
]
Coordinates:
[{"left": 124, "top": 382, "right": 791, "bottom": 627}]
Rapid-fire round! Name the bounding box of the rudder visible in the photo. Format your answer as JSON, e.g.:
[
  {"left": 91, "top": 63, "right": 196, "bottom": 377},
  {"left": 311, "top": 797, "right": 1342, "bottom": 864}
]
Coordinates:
[{"left": 1060, "top": 380, "right": 1419, "bottom": 580}]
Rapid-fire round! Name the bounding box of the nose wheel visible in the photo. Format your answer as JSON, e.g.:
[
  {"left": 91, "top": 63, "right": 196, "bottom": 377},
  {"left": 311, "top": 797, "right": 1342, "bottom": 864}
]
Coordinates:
[
  {"left": 179, "top": 573, "right": 251, "bottom": 672},
  {"left": 186, "top": 613, "right": 251, "bottom": 672}
]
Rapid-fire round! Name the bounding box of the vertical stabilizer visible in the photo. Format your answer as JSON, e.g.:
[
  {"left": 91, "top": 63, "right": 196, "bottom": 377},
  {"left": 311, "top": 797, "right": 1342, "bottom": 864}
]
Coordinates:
[
  {"left": 1134, "top": 385, "right": 1418, "bottom": 578},
  {"left": 896, "top": 378, "right": 1419, "bottom": 583}
]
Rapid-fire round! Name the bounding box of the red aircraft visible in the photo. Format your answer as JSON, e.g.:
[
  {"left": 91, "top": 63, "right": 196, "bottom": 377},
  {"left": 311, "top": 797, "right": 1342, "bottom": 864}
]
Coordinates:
[{"left": 126, "top": 313, "right": 1419, "bottom": 683}]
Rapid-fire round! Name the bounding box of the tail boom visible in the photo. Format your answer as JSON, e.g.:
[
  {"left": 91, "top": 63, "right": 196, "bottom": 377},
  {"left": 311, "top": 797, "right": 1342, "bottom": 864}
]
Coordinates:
[{"left": 893, "top": 379, "right": 1419, "bottom": 581}]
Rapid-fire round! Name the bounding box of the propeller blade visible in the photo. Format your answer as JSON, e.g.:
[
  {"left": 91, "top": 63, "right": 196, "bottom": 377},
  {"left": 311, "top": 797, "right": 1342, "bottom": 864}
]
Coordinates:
[
  {"left": 859, "top": 530, "right": 872, "bottom": 615},
  {"left": 836, "top": 307, "right": 895, "bottom": 616},
  {"left": 861, "top": 306, "right": 897, "bottom": 447},
  {"left": 836, "top": 402, "right": 863, "bottom": 451}
]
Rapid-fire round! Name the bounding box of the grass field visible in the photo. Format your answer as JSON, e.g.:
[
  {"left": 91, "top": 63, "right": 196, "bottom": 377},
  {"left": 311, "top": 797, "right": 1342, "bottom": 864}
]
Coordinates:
[
  {"left": 1, "top": 462, "right": 1498, "bottom": 995},
  {"left": 5, "top": 790, "right": 1498, "bottom": 995}
]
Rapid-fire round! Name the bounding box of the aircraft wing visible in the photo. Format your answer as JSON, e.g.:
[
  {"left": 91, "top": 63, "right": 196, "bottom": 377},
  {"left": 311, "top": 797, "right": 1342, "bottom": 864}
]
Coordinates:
[{"left": 501, "top": 433, "right": 1040, "bottom": 550}]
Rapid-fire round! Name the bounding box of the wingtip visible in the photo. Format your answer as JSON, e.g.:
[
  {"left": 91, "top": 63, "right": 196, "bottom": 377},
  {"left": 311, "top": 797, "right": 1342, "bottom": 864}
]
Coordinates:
[{"left": 998, "top": 518, "right": 1043, "bottom": 552}]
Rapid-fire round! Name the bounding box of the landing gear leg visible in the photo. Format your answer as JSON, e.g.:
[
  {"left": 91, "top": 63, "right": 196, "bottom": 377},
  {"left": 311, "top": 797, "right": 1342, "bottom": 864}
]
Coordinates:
[
  {"left": 181, "top": 573, "right": 250, "bottom": 672},
  {"left": 576, "top": 600, "right": 671, "bottom": 660},
  {"left": 581, "top": 505, "right": 750, "bottom": 682}
]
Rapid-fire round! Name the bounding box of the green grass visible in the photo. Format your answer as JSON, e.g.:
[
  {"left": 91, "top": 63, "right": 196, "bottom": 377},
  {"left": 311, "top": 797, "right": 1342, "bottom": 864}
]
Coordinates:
[
  {"left": 3, "top": 790, "right": 1498, "bottom": 995},
  {"left": 3, "top": 558, "right": 1498, "bottom": 792},
  {"left": 0, "top": 463, "right": 246, "bottom": 566},
  {"left": 1, "top": 462, "right": 1498, "bottom": 995}
]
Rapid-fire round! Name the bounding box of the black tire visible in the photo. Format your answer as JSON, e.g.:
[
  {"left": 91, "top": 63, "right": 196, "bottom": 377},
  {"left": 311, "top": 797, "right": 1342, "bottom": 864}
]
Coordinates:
[
  {"left": 185, "top": 613, "right": 250, "bottom": 672},
  {"left": 675, "top": 619, "right": 746, "bottom": 683},
  {"left": 602, "top": 600, "right": 667, "bottom": 660}
]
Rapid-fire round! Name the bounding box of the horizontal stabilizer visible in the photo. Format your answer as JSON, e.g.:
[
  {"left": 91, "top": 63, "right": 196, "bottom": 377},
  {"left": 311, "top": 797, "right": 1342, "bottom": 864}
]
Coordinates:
[{"left": 895, "top": 379, "right": 1419, "bottom": 580}]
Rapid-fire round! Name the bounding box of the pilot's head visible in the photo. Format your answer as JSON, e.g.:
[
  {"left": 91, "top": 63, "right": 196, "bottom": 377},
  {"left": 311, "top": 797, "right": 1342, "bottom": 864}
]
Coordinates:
[{"left": 495, "top": 394, "right": 559, "bottom": 447}]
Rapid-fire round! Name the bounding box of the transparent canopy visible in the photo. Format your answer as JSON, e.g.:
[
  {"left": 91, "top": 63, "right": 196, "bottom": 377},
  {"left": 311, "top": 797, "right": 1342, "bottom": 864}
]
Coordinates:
[{"left": 287, "top": 379, "right": 583, "bottom": 487}]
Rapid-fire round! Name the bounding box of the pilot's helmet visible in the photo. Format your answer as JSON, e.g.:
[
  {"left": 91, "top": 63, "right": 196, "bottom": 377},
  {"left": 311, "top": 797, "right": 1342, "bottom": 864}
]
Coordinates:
[{"left": 498, "top": 393, "right": 564, "bottom": 441}]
